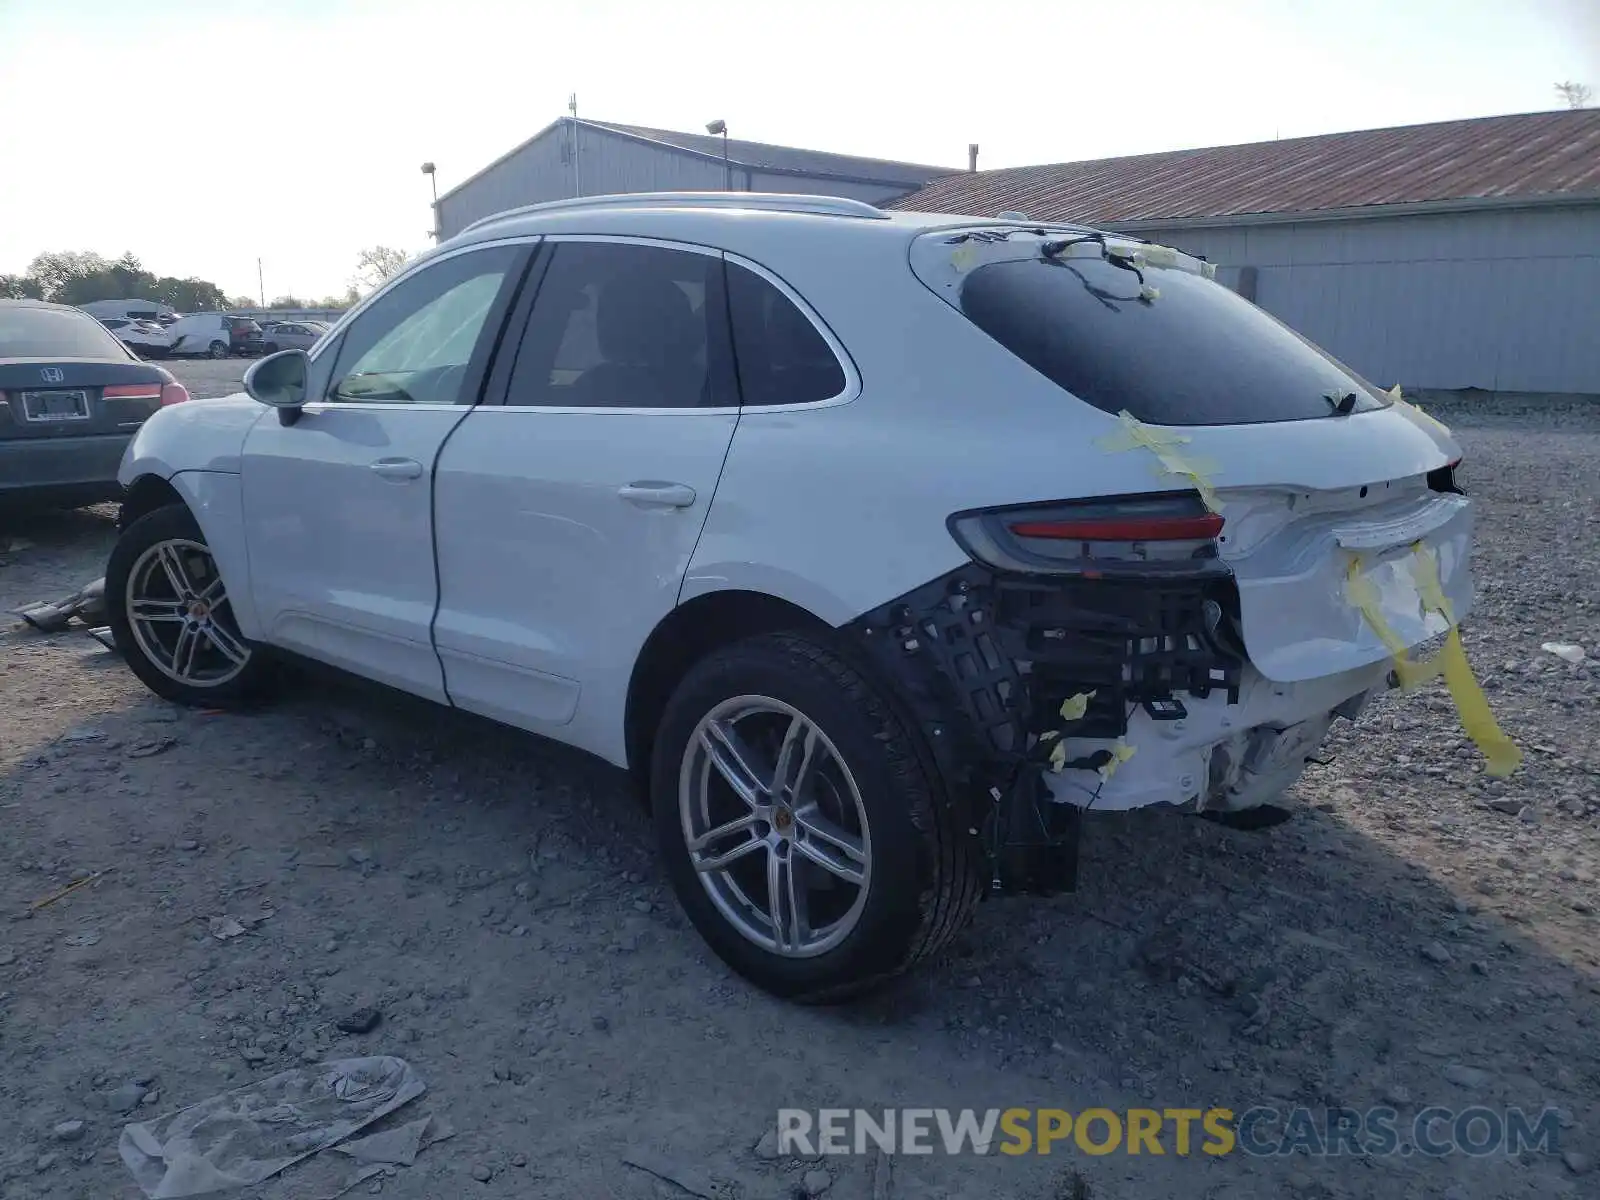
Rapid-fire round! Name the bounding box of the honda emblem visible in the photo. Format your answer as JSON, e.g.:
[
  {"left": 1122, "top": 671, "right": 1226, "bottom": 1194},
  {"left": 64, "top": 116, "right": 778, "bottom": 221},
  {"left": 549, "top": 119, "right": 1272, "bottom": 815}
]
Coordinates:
[{"left": 39, "top": 367, "right": 65, "bottom": 383}]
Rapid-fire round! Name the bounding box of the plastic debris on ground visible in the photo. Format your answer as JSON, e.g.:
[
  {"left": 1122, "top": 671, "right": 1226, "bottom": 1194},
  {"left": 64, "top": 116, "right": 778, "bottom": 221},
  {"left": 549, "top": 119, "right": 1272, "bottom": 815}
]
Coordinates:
[
  {"left": 1541, "top": 642, "right": 1587, "bottom": 664},
  {"left": 119, "top": 1056, "right": 425, "bottom": 1199}
]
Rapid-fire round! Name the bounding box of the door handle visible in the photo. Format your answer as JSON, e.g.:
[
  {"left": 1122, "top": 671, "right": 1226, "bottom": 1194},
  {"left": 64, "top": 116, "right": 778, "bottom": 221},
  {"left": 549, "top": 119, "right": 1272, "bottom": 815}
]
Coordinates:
[
  {"left": 370, "top": 457, "right": 424, "bottom": 482},
  {"left": 618, "top": 481, "right": 697, "bottom": 508}
]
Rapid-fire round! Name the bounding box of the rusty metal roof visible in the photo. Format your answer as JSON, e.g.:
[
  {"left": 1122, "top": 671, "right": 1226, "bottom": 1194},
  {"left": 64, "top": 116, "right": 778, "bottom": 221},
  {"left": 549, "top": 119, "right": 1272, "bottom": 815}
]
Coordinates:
[{"left": 886, "top": 110, "right": 1600, "bottom": 225}]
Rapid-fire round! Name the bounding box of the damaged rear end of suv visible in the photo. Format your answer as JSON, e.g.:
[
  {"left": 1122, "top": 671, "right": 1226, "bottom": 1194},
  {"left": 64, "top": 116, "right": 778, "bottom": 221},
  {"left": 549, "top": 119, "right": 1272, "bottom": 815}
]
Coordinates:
[{"left": 837, "top": 220, "right": 1518, "bottom": 899}]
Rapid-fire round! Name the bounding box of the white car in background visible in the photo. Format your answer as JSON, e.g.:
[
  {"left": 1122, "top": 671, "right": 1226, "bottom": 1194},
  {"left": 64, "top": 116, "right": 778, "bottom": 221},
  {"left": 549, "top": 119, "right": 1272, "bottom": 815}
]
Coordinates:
[
  {"left": 99, "top": 317, "right": 173, "bottom": 359},
  {"left": 104, "top": 192, "right": 1500, "bottom": 1002}
]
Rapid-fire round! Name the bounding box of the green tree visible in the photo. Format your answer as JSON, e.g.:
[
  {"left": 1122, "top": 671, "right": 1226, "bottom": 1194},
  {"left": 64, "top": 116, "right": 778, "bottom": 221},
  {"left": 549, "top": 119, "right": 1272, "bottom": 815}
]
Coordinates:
[{"left": 0, "top": 274, "right": 45, "bottom": 299}]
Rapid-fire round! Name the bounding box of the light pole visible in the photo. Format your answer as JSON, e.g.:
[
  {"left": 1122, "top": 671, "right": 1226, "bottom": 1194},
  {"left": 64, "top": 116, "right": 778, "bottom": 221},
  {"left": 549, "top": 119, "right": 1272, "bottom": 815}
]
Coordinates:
[
  {"left": 421, "top": 162, "right": 439, "bottom": 240},
  {"left": 705, "top": 120, "right": 730, "bottom": 190}
]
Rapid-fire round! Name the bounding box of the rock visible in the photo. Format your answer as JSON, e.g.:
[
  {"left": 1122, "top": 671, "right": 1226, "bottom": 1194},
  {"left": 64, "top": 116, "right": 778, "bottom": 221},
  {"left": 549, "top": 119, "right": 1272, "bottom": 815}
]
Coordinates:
[
  {"left": 1488, "top": 798, "right": 1523, "bottom": 815},
  {"left": 0, "top": 947, "right": 15, "bottom": 966},
  {"left": 591, "top": 1015, "right": 609, "bottom": 1032},
  {"left": 35, "top": 1152, "right": 59, "bottom": 1173},
  {"left": 803, "top": 1168, "right": 833, "bottom": 1196},
  {"left": 1519, "top": 805, "right": 1539, "bottom": 824},
  {"left": 348, "top": 847, "right": 373, "bottom": 866},
  {"left": 240, "top": 1046, "right": 268, "bottom": 1064},
  {"left": 336, "top": 1007, "right": 382, "bottom": 1034},
  {"left": 1470, "top": 961, "right": 1489, "bottom": 976},
  {"left": 175, "top": 839, "right": 200, "bottom": 851},
  {"left": 632, "top": 899, "right": 653, "bottom": 914},
  {"left": 1442, "top": 1063, "right": 1492, "bottom": 1089},
  {"left": 1382, "top": 1083, "right": 1411, "bottom": 1106},
  {"left": 141, "top": 1090, "right": 160, "bottom": 1106},
  {"left": 52, "top": 1119, "right": 86, "bottom": 1143},
  {"left": 471, "top": 1164, "right": 492, "bottom": 1183},
  {"left": 107, "top": 1084, "right": 147, "bottom": 1113},
  {"left": 511, "top": 1153, "right": 527, "bottom": 1168},
  {"left": 1420, "top": 941, "right": 1453, "bottom": 965},
  {"left": 1564, "top": 1150, "right": 1593, "bottom": 1176},
  {"left": 754, "top": 1129, "right": 781, "bottom": 1160}
]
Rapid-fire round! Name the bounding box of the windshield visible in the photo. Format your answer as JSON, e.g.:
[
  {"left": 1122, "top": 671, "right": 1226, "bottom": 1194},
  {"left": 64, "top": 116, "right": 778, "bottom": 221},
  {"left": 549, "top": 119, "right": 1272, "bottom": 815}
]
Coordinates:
[
  {"left": 952, "top": 252, "right": 1388, "bottom": 426},
  {"left": 0, "top": 305, "right": 129, "bottom": 359}
]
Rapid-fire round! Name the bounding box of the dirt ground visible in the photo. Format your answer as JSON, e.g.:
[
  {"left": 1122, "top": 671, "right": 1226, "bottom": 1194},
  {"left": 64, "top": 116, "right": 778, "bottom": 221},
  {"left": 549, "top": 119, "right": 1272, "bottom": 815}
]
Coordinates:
[{"left": 2, "top": 367, "right": 1598, "bottom": 1200}]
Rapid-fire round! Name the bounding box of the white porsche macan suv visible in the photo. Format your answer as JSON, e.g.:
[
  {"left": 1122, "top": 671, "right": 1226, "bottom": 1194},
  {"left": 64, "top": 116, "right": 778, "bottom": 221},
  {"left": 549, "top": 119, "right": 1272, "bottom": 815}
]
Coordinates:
[{"left": 106, "top": 192, "right": 1495, "bottom": 1001}]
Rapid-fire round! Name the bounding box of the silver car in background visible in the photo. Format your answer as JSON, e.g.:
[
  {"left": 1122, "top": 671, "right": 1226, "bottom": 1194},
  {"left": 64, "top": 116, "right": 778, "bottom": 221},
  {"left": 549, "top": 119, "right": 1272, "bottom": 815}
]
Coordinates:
[{"left": 259, "top": 320, "right": 329, "bottom": 354}]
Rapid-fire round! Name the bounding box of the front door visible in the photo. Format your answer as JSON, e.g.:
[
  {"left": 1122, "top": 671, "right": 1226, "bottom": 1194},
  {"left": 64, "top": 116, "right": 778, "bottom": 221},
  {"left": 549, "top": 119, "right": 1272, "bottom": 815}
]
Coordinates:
[
  {"left": 239, "top": 241, "right": 531, "bottom": 701},
  {"left": 432, "top": 238, "right": 741, "bottom": 760}
]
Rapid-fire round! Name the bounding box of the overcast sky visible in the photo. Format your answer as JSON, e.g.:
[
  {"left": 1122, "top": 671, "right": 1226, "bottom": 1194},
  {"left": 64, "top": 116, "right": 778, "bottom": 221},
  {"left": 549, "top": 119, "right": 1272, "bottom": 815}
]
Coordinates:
[{"left": 1, "top": 0, "right": 1596, "bottom": 300}]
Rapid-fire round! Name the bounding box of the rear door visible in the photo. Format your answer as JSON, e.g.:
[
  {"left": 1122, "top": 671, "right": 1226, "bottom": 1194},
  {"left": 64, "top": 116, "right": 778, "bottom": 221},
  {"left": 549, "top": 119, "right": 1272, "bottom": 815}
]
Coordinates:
[
  {"left": 431, "top": 237, "right": 740, "bottom": 759},
  {"left": 912, "top": 230, "right": 1470, "bottom": 683}
]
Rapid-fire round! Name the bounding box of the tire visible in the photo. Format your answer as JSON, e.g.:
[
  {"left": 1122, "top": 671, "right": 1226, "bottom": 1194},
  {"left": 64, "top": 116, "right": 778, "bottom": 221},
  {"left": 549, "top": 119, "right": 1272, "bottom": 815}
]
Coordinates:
[
  {"left": 651, "top": 631, "right": 982, "bottom": 1003},
  {"left": 105, "top": 504, "right": 272, "bottom": 708},
  {"left": 264, "top": 342, "right": 279, "bottom": 355},
  {"left": 208, "top": 340, "right": 228, "bottom": 359}
]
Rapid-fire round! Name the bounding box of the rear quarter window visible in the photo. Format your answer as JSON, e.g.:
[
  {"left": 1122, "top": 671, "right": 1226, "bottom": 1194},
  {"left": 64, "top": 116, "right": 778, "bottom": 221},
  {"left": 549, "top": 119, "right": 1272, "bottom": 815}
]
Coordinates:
[{"left": 952, "top": 252, "right": 1386, "bottom": 426}]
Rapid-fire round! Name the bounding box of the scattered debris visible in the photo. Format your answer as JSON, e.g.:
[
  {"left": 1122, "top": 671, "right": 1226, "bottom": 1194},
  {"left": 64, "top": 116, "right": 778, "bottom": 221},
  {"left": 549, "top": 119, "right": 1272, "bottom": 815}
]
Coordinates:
[
  {"left": 31, "top": 868, "right": 114, "bottom": 911},
  {"left": 803, "top": 1167, "right": 833, "bottom": 1196},
  {"left": 621, "top": 1151, "right": 722, "bottom": 1199},
  {"left": 1541, "top": 641, "right": 1587, "bottom": 664},
  {"left": 208, "top": 910, "right": 272, "bottom": 941},
  {"left": 53, "top": 1119, "right": 86, "bottom": 1142},
  {"left": 321, "top": 1163, "right": 386, "bottom": 1200},
  {"left": 1419, "top": 941, "right": 1453, "bottom": 965},
  {"left": 119, "top": 1056, "right": 425, "bottom": 1199},
  {"left": 17, "top": 577, "right": 105, "bottom": 633},
  {"left": 332, "top": 1116, "right": 438, "bottom": 1167},
  {"left": 129, "top": 737, "right": 178, "bottom": 759},
  {"left": 336, "top": 1008, "right": 383, "bottom": 1035},
  {"left": 109, "top": 1083, "right": 150, "bottom": 1114},
  {"left": 868, "top": 1150, "right": 893, "bottom": 1200},
  {"left": 753, "top": 1129, "right": 781, "bottom": 1160},
  {"left": 470, "top": 1163, "right": 493, "bottom": 1182},
  {"left": 1564, "top": 1150, "right": 1593, "bottom": 1176},
  {"left": 88, "top": 625, "right": 119, "bottom": 652},
  {"left": 62, "top": 931, "right": 102, "bottom": 948}
]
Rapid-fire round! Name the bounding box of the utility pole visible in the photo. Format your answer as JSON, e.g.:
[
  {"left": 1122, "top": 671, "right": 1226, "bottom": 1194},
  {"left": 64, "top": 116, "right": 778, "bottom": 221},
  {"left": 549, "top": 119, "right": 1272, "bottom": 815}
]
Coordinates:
[
  {"left": 257, "top": 258, "right": 265, "bottom": 308},
  {"left": 569, "top": 93, "right": 581, "bottom": 198}
]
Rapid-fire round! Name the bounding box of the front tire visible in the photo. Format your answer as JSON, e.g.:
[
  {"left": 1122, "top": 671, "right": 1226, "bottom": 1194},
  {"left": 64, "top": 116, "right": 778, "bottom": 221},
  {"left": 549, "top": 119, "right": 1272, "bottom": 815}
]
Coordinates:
[
  {"left": 264, "top": 342, "right": 279, "bottom": 355},
  {"left": 208, "top": 340, "right": 228, "bottom": 359},
  {"left": 105, "top": 504, "right": 271, "bottom": 708},
  {"left": 651, "top": 631, "right": 982, "bottom": 1003}
]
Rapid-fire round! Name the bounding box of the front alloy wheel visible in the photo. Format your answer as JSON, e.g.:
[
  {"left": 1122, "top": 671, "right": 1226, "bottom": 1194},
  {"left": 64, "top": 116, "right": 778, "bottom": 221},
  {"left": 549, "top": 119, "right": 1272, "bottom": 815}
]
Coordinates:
[{"left": 106, "top": 504, "right": 270, "bottom": 707}]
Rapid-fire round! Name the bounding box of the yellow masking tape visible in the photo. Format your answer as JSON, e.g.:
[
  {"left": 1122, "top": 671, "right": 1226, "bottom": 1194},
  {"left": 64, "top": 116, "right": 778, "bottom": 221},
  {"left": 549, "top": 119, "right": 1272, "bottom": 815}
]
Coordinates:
[
  {"left": 1388, "top": 384, "right": 1453, "bottom": 437},
  {"left": 1346, "top": 548, "right": 1520, "bottom": 777},
  {"left": 1098, "top": 742, "right": 1136, "bottom": 781},
  {"left": 1095, "top": 410, "right": 1223, "bottom": 510},
  {"left": 1059, "top": 691, "right": 1096, "bottom": 721},
  {"left": 951, "top": 244, "right": 979, "bottom": 272}
]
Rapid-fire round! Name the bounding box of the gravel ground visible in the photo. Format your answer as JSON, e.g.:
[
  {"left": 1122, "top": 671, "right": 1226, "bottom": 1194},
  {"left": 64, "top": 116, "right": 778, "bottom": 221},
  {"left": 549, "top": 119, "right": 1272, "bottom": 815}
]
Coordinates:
[{"left": 1, "top": 370, "right": 1598, "bottom": 1200}]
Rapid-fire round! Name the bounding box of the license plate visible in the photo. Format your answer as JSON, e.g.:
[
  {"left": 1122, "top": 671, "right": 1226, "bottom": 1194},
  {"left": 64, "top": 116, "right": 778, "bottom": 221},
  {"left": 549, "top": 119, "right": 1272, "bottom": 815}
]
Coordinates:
[{"left": 21, "top": 389, "right": 90, "bottom": 422}]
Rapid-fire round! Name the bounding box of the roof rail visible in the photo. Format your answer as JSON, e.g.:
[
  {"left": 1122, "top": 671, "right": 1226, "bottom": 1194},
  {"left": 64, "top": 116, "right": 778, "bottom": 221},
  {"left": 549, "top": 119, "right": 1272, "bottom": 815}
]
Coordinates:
[{"left": 461, "top": 191, "right": 890, "bottom": 235}]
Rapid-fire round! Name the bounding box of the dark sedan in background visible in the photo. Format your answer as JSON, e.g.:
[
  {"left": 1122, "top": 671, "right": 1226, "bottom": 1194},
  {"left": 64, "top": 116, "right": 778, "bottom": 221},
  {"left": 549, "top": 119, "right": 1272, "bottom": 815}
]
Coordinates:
[{"left": 1, "top": 299, "right": 192, "bottom": 509}]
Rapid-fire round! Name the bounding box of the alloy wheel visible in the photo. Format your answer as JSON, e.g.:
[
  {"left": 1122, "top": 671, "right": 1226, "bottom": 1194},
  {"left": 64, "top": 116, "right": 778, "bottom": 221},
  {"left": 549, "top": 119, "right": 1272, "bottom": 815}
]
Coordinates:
[
  {"left": 124, "top": 539, "right": 251, "bottom": 687},
  {"left": 679, "top": 695, "right": 872, "bottom": 958}
]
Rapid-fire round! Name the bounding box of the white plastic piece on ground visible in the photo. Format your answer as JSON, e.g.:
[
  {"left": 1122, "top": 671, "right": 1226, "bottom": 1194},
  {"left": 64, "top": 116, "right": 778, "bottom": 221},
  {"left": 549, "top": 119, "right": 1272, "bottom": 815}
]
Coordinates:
[
  {"left": 119, "top": 1056, "right": 425, "bottom": 1199},
  {"left": 1541, "top": 642, "right": 1586, "bottom": 664},
  {"left": 1039, "top": 660, "right": 1389, "bottom": 811}
]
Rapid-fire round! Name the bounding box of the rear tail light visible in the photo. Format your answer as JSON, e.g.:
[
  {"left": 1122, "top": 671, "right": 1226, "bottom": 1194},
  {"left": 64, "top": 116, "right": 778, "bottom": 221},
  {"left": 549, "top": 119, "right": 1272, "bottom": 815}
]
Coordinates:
[
  {"left": 948, "top": 491, "right": 1225, "bottom": 578},
  {"left": 160, "top": 382, "right": 192, "bottom": 406}
]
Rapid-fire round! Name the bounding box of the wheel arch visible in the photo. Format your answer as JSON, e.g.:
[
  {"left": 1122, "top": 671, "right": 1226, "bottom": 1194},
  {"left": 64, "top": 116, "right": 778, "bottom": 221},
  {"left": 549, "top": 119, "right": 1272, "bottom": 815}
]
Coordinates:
[
  {"left": 624, "top": 589, "right": 833, "bottom": 791},
  {"left": 116, "top": 469, "right": 261, "bottom": 640}
]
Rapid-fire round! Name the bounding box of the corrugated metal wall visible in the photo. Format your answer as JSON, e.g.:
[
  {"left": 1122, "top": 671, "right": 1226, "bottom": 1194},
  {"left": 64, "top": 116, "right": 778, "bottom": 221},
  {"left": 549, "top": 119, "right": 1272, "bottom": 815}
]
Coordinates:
[
  {"left": 436, "top": 127, "right": 921, "bottom": 239},
  {"left": 437, "top": 125, "right": 732, "bottom": 237},
  {"left": 1122, "top": 206, "right": 1600, "bottom": 395}
]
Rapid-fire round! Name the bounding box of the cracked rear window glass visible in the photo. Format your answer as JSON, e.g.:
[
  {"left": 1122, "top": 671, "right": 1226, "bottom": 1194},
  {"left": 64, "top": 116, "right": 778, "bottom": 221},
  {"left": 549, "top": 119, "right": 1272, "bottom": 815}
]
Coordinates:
[{"left": 956, "top": 256, "right": 1387, "bottom": 426}]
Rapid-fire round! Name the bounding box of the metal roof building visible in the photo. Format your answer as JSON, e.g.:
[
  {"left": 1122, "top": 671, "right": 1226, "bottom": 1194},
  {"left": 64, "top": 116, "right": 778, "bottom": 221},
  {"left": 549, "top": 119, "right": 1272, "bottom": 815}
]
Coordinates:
[
  {"left": 889, "top": 109, "right": 1600, "bottom": 397},
  {"left": 434, "top": 117, "right": 950, "bottom": 241}
]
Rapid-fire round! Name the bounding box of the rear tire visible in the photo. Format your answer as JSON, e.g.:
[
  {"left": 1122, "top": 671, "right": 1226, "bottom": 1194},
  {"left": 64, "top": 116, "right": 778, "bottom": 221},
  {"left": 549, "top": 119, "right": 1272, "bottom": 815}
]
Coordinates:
[
  {"left": 105, "top": 504, "right": 272, "bottom": 708},
  {"left": 651, "top": 631, "right": 982, "bottom": 1003},
  {"left": 264, "top": 342, "right": 279, "bottom": 355},
  {"left": 208, "top": 340, "right": 228, "bottom": 359}
]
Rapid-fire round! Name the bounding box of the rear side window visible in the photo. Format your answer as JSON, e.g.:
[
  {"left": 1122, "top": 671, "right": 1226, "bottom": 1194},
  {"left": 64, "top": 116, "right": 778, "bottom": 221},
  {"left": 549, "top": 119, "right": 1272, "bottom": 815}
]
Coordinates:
[
  {"left": 955, "top": 255, "right": 1386, "bottom": 425},
  {"left": 507, "top": 240, "right": 736, "bottom": 409},
  {"left": 0, "top": 306, "right": 128, "bottom": 359},
  {"left": 725, "top": 262, "right": 847, "bottom": 406}
]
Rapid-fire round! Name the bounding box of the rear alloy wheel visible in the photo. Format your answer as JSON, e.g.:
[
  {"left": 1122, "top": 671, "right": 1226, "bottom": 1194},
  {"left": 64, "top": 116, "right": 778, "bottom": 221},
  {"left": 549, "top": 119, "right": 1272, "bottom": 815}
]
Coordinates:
[
  {"left": 106, "top": 504, "right": 271, "bottom": 707},
  {"left": 208, "top": 340, "right": 228, "bottom": 358},
  {"left": 652, "top": 632, "right": 982, "bottom": 1002}
]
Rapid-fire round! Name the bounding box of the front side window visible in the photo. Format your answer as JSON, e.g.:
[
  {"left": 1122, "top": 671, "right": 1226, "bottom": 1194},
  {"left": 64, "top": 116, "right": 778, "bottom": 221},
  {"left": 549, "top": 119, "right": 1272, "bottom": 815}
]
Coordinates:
[
  {"left": 725, "top": 262, "right": 847, "bottom": 407},
  {"left": 506, "top": 240, "right": 736, "bottom": 409},
  {"left": 327, "top": 245, "right": 521, "bottom": 405}
]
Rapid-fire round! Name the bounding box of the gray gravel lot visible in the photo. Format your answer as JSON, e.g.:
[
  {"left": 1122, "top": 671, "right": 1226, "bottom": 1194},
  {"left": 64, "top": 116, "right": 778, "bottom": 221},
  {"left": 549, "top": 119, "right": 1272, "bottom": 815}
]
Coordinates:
[{"left": 1, "top": 368, "right": 1597, "bottom": 1199}]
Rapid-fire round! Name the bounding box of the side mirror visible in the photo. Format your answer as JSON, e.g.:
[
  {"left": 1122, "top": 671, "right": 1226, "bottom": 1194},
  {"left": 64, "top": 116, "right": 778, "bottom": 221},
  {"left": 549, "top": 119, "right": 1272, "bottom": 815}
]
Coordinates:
[{"left": 243, "top": 349, "right": 311, "bottom": 426}]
